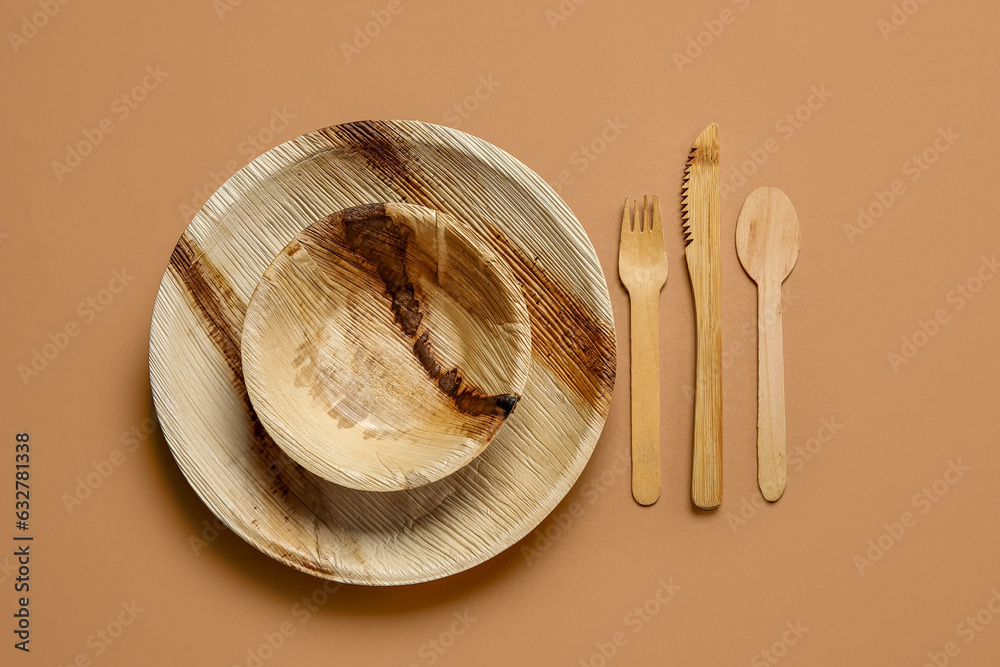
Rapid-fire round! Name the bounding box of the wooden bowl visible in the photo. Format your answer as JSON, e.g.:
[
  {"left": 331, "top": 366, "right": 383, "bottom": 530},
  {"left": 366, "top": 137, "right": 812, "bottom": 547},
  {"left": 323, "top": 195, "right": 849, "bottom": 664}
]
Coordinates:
[{"left": 241, "top": 202, "right": 532, "bottom": 492}]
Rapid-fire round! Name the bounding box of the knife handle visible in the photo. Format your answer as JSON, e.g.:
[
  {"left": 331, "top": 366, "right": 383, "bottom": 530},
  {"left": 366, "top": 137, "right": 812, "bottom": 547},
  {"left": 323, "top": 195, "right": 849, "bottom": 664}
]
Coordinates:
[
  {"left": 691, "top": 290, "right": 722, "bottom": 510},
  {"left": 757, "top": 280, "right": 787, "bottom": 501}
]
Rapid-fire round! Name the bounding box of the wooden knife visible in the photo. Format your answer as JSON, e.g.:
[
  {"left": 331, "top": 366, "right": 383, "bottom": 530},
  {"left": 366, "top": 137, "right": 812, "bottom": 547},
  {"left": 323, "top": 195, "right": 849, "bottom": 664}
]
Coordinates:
[{"left": 681, "top": 123, "right": 723, "bottom": 510}]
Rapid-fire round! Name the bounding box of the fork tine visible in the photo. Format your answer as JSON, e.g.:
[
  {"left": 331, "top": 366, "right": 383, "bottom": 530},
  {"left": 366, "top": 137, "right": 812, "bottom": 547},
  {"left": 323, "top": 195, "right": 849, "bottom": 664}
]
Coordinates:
[{"left": 652, "top": 195, "right": 666, "bottom": 260}]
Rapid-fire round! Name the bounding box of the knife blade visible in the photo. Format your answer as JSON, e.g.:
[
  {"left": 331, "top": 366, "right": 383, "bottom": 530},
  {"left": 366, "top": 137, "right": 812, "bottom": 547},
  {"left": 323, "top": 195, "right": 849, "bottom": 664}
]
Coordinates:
[{"left": 681, "top": 122, "right": 723, "bottom": 510}]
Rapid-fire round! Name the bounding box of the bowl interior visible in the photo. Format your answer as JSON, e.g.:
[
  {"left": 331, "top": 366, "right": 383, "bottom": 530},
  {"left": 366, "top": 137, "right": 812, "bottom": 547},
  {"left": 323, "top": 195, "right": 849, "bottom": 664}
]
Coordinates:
[{"left": 241, "top": 202, "right": 532, "bottom": 492}]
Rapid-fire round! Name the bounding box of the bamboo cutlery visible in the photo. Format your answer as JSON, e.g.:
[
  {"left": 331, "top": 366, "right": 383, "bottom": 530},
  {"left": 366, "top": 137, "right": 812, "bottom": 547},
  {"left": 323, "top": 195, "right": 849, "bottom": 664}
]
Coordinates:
[
  {"left": 619, "top": 196, "right": 667, "bottom": 506},
  {"left": 682, "top": 123, "right": 723, "bottom": 510},
  {"left": 736, "top": 187, "right": 801, "bottom": 502},
  {"left": 619, "top": 124, "right": 800, "bottom": 509}
]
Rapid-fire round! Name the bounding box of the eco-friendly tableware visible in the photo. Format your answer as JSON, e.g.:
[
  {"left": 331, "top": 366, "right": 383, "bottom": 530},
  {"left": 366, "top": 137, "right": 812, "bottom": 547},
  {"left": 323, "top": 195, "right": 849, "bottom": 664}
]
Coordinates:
[
  {"left": 241, "top": 202, "right": 532, "bottom": 492},
  {"left": 735, "top": 187, "right": 800, "bottom": 502},
  {"left": 682, "top": 123, "right": 723, "bottom": 510},
  {"left": 618, "top": 196, "right": 667, "bottom": 506},
  {"left": 149, "top": 120, "right": 616, "bottom": 585}
]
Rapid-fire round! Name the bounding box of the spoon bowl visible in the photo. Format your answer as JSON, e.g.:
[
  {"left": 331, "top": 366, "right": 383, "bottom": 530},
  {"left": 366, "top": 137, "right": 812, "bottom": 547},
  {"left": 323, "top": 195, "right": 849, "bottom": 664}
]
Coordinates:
[{"left": 735, "top": 187, "right": 800, "bottom": 287}]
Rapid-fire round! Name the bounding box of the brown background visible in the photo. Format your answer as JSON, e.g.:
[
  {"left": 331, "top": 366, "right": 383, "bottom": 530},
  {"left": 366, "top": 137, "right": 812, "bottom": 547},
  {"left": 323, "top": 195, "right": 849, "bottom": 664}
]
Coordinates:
[{"left": 2, "top": 0, "right": 999, "bottom": 665}]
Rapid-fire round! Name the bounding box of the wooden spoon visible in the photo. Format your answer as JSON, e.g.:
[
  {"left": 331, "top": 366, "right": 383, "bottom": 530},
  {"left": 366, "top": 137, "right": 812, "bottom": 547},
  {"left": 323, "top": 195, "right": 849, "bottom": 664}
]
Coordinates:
[{"left": 735, "top": 187, "right": 800, "bottom": 502}]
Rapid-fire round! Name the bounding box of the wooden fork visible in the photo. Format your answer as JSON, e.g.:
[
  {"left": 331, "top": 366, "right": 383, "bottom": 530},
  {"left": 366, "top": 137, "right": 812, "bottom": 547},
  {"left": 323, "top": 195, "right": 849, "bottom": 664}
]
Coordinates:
[{"left": 619, "top": 196, "right": 668, "bottom": 506}]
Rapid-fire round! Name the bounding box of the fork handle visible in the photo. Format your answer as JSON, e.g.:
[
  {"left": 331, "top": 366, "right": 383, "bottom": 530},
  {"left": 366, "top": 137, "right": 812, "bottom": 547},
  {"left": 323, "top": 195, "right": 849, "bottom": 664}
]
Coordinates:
[
  {"left": 691, "top": 291, "right": 722, "bottom": 510},
  {"left": 629, "top": 288, "right": 661, "bottom": 505}
]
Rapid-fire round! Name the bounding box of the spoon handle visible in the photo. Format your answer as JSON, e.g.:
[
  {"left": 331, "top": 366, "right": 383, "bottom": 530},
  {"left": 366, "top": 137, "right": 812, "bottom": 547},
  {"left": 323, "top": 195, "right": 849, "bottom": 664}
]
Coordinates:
[{"left": 757, "top": 281, "right": 787, "bottom": 501}]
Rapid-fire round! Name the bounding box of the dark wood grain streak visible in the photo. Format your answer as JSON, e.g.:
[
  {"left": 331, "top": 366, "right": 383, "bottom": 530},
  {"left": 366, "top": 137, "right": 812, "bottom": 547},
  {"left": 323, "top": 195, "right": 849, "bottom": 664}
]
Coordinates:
[
  {"left": 171, "top": 236, "right": 382, "bottom": 574},
  {"left": 329, "top": 121, "right": 616, "bottom": 413},
  {"left": 304, "top": 204, "right": 520, "bottom": 419},
  {"left": 329, "top": 121, "right": 426, "bottom": 197},
  {"left": 491, "top": 236, "right": 616, "bottom": 412},
  {"left": 168, "top": 234, "right": 302, "bottom": 504}
]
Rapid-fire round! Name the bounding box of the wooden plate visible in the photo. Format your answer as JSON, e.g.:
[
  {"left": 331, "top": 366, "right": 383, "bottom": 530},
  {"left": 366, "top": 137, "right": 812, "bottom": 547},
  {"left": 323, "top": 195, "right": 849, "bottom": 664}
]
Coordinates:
[
  {"left": 149, "top": 120, "right": 616, "bottom": 585},
  {"left": 241, "top": 202, "right": 533, "bottom": 492}
]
